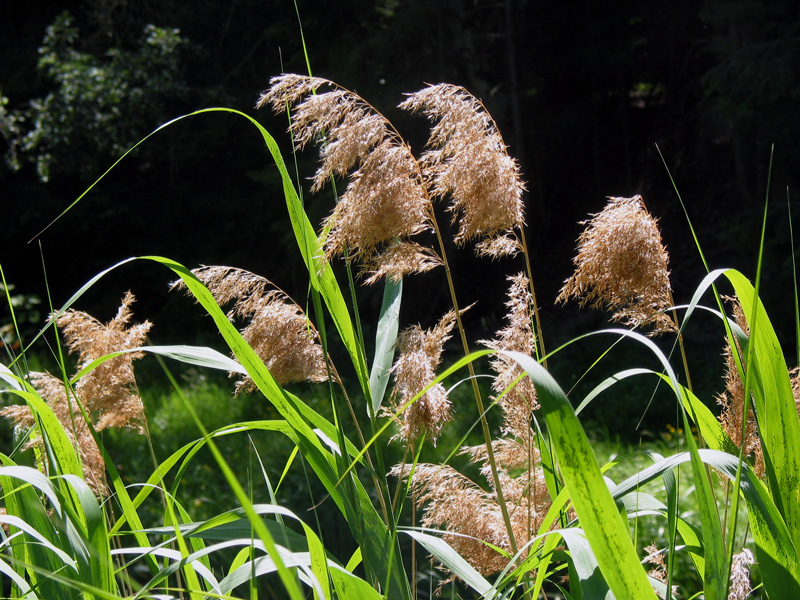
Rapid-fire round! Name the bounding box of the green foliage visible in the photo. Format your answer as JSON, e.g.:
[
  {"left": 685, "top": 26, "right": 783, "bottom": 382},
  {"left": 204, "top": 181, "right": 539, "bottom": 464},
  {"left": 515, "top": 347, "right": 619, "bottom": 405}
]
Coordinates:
[
  {"left": 3, "top": 72, "right": 800, "bottom": 600},
  {"left": 1, "top": 11, "right": 188, "bottom": 182}
]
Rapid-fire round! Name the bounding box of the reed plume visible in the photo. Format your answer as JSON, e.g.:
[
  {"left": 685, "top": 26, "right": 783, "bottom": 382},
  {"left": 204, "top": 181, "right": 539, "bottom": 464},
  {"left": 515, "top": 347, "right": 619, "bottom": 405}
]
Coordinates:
[
  {"left": 715, "top": 296, "right": 764, "bottom": 475},
  {"left": 643, "top": 543, "right": 678, "bottom": 599},
  {"left": 391, "top": 436, "right": 549, "bottom": 578},
  {"left": 257, "top": 74, "right": 440, "bottom": 283},
  {"left": 480, "top": 273, "right": 539, "bottom": 439},
  {"left": 0, "top": 292, "right": 151, "bottom": 495},
  {"left": 728, "top": 548, "right": 755, "bottom": 600},
  {"left": 399, "top": 83, "right": 525, "bottom": 258},
  {"left": 387, "top": 310, "right": 456, "bottom": 446},
  {"left": 391, "top": 279, "right": 550, "bottom": 577},
  {"left": 172, "top": 266, "right": 329, "bottom": 393},
  {"left": 557, "top": 195, "right": 676, "bottom": 334}
]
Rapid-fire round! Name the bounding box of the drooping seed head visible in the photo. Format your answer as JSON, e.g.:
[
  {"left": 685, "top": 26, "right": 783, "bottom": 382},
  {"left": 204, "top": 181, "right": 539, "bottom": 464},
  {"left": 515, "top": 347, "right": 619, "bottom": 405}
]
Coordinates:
[
  {"left": 258, "top": 74, "right": 439, "bottom": 282},
  {"left": 172, "top": 266, "right": 329, "bottom": 392},
  {"left": 557, "top": 195, "right": 676, "bottom": 334},
  {"left": 401, "top": 83, "right": 526, "bottom": 258}
]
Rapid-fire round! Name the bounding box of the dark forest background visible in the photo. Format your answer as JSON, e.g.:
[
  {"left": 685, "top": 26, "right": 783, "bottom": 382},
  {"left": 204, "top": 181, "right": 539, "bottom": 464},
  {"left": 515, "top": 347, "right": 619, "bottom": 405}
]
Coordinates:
[{"left": 2, "top": 0, "right": 799, "bottom": 433}]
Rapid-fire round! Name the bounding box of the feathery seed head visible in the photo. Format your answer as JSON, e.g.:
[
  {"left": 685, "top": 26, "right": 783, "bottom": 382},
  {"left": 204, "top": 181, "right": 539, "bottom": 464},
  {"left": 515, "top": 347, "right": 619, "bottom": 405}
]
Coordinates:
[
  {"left": 388, "top": 310, "right": 456, "bottom": 445},
  {"left": 256, "top": 73, "right": 328, "bottom": 113},
  {"left": 480, "top": 273, "right": 539, "bottom": 439},
  {"left": 401, "top": 83, "right": 526, "bottom": 257},
  {"left": 716, "top": 296, "right": 764, "bottom": 477},
  {"left": 321, "top": 141, "right": 434, "bottom": 261},
  {"left": 728, "top": 548, "right": 755, "bottom": 600},
  {"left": 389, "top": 463, "right": 515, "bottom": 577},
  {"left": 362, "top": 241, "right": 442, "bottom": 285},
  {"left": 556, "top": 195, "right": 676, "bottom": 334},
  {"left": 56, "top": 291, "right": 152, "bottom": 432},
  {"left": 391, "top": 436, "right": 550, "bottom": 578},
  {"left": 0, "top": 292, "right": 151, "bottom": 495},
  {"left": 172, "top": 266, "right": 329, "bottom": 392},
  {"left": 258, "top": 74, "right": 438, "bottom": 282},
  {"left": 643, "top": 544, "right": 678, "bottom": 598}
]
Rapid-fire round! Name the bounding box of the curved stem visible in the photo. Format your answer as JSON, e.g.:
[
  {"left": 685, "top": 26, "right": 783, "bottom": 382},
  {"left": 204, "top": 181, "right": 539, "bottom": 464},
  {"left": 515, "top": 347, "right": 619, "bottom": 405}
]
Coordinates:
[
  {"left": 519, "top": 226, "right": 547, "bottom": 369},
  {"left": 430, "top": 217, "right": 520, "bottom": 558}
]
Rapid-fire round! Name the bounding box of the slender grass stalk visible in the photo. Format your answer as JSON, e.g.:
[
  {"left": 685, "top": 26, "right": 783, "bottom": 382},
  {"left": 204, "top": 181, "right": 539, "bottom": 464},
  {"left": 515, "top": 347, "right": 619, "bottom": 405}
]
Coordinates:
[
  {"left": 428, "top": 215, "right": 520, "bottom": 557},
  {"left": 518, "top": 226, "right": 547, "bottom": 368},
  {"left": 724, "top": 145, "right": 774, "bottom": 597}
]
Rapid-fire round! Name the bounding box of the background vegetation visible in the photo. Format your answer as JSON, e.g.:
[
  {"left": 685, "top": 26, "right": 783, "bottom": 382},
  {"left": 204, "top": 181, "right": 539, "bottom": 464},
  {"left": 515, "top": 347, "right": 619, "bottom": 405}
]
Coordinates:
[
  {"left": 3, "top": 1, "right": 798, "bottom": 391},
  {"left": 1, "top": 2, "right": 799, "bottom": 598}
]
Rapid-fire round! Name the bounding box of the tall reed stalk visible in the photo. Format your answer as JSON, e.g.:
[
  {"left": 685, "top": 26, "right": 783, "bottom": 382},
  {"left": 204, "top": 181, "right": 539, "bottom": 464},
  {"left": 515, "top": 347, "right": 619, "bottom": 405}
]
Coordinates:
[{"left": 2, "top": 73, "right": 799, "bottom": 600}]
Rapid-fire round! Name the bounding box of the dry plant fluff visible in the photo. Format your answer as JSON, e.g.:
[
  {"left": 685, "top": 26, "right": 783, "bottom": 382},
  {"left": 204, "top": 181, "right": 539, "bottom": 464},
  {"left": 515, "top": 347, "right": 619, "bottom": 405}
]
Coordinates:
[
  {"left": 400, "top": 83, "right": 526, "bottom": 258},
  {"left": 643, "top": 544, "right": 679, "bottom": 598},
  {"left": 480, "top": 273, "right": 539, "bottom": 439},
  {"left": 0, "top": 292, "right": 151, "bottom": 495},
  {"left": 391, "top": 437, "right": 549, "bottom": 578},
  {"left": 716, "top": 296, "right": 764, "bottom": 477},
  {"left": 172, "top": 266, "right": 329, "bottom": 393},
  {"left": 388, "top": 310, "right": 456, "bottom": 445},
  {"left": 728, "top": 548, "right": 755, "bottom": 600},
  {"left": 557, "top": 195, "right": 676, "bottom": 334},
  {"left": 257, "top": 74, "right": 440, "bottom": 283}
]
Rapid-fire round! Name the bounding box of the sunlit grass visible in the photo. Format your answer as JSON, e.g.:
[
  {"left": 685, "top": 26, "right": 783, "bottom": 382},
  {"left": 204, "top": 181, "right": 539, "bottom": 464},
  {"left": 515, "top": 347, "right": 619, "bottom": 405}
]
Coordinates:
[{"left": 0, "top": 79, "right": 796, "bottom": 600}]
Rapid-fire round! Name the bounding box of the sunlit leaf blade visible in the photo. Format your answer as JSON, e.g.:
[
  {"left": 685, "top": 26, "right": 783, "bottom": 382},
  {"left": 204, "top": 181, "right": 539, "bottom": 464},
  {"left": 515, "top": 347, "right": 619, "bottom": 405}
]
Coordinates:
[
  {"left": 153, "top": 255, "right": 411, "bottom": 600},
  {"left": 370, "top": 277, "right": 402, "bottom": 415},
  {"left": 402, "top": 530, "right": 492, "bottom": 596},
  {"left": 506, "top": 350, "right": 657, "bottom": 599},
  {"left": 612, "top": 449, "right": 800, "bottom": 598},
  {"left": 725, "top": 269, "right": 800, "bottom": 548}
]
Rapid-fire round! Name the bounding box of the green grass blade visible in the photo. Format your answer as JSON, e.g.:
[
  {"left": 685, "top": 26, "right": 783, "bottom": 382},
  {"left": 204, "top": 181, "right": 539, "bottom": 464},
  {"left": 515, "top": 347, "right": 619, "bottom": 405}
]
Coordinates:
[
  {"left": 506, "top": 350, "right": 657, "bottom": 599},
  {"left": 59, "top": 474, "right": 116, "bottom": 595},
  {"left": 369, "top": 277, "right": 402, "bottom": 416},
  {"left": 0, "top": 464, "right": 72, "bottom": 600},
  {"left": 725, "top": 270, "right": 800, "bottom": 541},
  {"left": 402, "top": 530, "right": 493, "bottom": 596},
  {"left": 154, "top": 255, "right": 411, "bottom": 599},
  {"left": 11, "top": 390, "right": 83, "bottom": 480}
]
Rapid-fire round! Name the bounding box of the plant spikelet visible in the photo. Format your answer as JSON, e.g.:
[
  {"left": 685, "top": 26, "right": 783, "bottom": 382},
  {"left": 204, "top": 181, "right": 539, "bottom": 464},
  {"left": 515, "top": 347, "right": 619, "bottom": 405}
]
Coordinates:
[
  {"left": 556, "top": 195, "right": 676, "bottom": 334},
  {"left": 258, "top": 74, "right": 438, "bottom": 282},
  {"left": 388, "top": 310, "right": 456, "bottom": 445},
  {"left": 717, "top": 297, "right": 764, "bottom": 476},
  {"left": 0, "top": 292, "right": 151, "bottom": 495},
  {"left": 400, "top": 83, "right": 525, "bottom": 257},
  {"left": 172, "top": 266, "right": 329, "bottom": 393},
  {"left": 480, "top": 273, "right": 539, "bottom": 439},
  {"left": 362, "top": 241, "right": 442, "bottom": 285},
  {"left": 728, "top": 548, "right": 755, "bottom": 600},
  {"left": 643, "top": 543, "right": 678, "bottom": 598},
  {"left": 57, "top": 291, "right": 152, "bottom": 431},
  {"left": 255, "top": 73, "right": 327, "bottom": 113},
  {"left": 390, "top": 462, "right": 513, "bottom": 577},
  {"left": 391, "top": 436, "right": 549, "bottom": 578}
]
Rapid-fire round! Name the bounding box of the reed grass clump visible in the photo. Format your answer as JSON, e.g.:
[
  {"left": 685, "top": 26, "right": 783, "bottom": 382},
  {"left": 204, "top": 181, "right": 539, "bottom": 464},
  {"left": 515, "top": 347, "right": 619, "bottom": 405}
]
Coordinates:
[
  {"left": 1, "top": 291, "right": 150, "bottom": 494},
  {"left": 171, "top": 265, "right": 329, "bottom": 392},
  {"left": 4, "top": 70, "right": 797, "bottom": 600}
]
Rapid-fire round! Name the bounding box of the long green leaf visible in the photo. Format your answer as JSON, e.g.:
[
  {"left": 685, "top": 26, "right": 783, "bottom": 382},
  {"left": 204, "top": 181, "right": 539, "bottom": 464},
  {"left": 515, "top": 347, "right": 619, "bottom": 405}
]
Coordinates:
[
  {"left": 369, "top": 277, "right": 402, "bottom": 416},
  {"left": 152, "top": 255, "right": 411, "bottom": 600},
  {"left": 725, "top": 269, "right": 800, "bottom": 546},
  {"left": 506, "top": 350, "right": 656, "bottom": 599}
]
